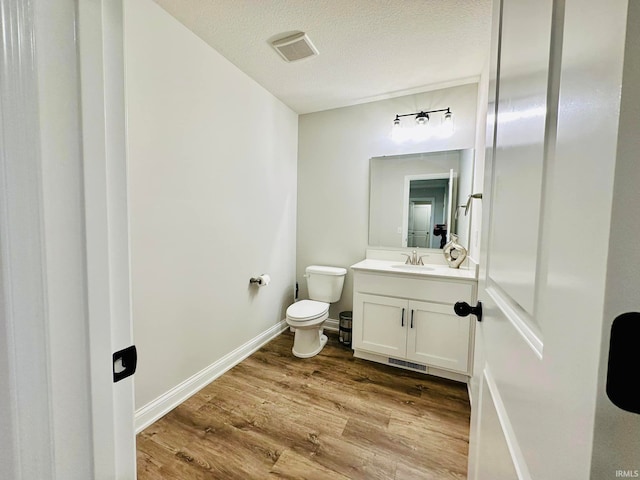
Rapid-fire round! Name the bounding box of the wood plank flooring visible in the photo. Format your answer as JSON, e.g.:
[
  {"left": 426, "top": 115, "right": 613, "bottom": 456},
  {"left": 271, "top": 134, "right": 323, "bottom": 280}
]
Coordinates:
[{"left": 136, "top": 331, "right": 471, "bottom": 479}]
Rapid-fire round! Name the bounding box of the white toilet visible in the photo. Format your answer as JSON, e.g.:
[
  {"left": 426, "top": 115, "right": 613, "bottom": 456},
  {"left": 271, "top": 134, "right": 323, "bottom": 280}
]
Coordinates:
[{"left": 286, "top": 265, "right": 347, "bottom": 358}]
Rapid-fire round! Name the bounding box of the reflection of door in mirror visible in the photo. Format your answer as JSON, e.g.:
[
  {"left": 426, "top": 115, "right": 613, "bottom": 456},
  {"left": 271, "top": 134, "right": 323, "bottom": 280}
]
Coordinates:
[
  {"left": 408, "top": 201, "right": 433, "bottom": 248},
  {"left": 402, "top": 174, "right": 449, "bottom": 248},
  {"left": 448, "top": 168, "right": 456, "bottom": 239}
]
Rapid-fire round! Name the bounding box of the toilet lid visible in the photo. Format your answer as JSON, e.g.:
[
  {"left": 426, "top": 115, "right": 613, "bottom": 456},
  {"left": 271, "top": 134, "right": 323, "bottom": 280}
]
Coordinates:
[{"left": 286, "top": 300, "right": 329, "bottom": 321}]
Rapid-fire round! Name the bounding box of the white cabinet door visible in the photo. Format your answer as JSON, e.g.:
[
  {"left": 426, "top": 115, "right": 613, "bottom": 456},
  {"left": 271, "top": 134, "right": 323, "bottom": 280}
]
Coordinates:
[
  {"left": 406, "top": 300, "right": 471, "bottom": 373},
  {"left": 353, "top": 293, "right": 407, "bottom": 357}
]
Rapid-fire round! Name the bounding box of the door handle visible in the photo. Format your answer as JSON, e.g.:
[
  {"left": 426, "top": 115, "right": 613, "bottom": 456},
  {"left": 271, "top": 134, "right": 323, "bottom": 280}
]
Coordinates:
[
  {"left": 410, "top": 309, "right": 414, "bottom": 328},
  {"left": 454, "top": 301, "right": 483, "bottom": 322},
  {"left": 401, "top": 308, "right": 405, "bottom": 326}
]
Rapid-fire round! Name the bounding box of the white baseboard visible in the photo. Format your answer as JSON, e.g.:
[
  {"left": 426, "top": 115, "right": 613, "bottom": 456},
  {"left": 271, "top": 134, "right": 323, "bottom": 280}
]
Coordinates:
[
  {"left": 134, "top": 319, "right": 289, "bottom": 433},
  {"left": 324, "top": 317, "right": 339, "bottom": 331}
]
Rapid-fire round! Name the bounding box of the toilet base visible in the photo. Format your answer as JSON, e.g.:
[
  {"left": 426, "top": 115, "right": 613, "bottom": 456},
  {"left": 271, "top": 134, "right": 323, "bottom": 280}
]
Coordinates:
[{"left": 291, "top": 329, "right": 328, "bottom": 358}]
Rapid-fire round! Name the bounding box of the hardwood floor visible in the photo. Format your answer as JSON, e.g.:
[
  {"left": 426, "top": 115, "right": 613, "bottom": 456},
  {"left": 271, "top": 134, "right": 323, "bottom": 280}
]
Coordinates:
[{"left": 136, "top": 330, "right": 471, "bottom": 479}]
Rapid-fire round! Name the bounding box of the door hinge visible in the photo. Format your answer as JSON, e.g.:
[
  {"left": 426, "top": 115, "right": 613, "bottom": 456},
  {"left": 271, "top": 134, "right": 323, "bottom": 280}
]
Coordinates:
[{"left": 113, "top": 345, "right": 137, "bottom": 383}]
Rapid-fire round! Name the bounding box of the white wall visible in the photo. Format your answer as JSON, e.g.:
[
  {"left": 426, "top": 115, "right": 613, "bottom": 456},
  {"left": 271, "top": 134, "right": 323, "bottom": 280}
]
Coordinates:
[
  {"left": 467, "top": 46, "right": 492, "bottom": 478},
  {"left": 455, "top": 148, "right": 475, "bottom": 251},
  {"left": 297, "top": 83, "right": 478, "bottom": 318},
  {"left": 468, "top": 64, "right": 490, "bottom": 264},
  {"left": 125, "top": 0, "right": 298, "bottom": 410}
]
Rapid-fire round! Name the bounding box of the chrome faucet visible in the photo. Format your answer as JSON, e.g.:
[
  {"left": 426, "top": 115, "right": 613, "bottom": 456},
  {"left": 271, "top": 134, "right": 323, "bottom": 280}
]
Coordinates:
[{"left": 401, "top": 250, "right": 425, "bottom": 265}]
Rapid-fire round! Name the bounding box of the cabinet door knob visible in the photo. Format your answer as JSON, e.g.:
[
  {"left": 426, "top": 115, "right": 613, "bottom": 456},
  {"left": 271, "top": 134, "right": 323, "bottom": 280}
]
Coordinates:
[
  {"left": 410, "top": 309, "right": 414, "bottom": 328},
  {"left": 401, "top": 308, "right": 405, "bottom": 326},
  {"left": 454, "top": 301, "right": 483, "bottom": 322}
]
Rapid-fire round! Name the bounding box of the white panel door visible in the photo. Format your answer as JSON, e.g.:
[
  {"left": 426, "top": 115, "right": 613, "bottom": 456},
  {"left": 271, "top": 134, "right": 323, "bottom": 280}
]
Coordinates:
[
  {"left": 2, "top": 1, "right": 136, "bottom": 477},
  {"left": 469, "top": 0, "right": 633, "bottom": 479},
  {"left": 408, "top": 202, "right": 431, "bottom": 248},
  {"left": 470, "top": 0, "right": 557, "bottom": 477},
  {"left": 353, "top": 293, "right": 407, "bottom": 357}
]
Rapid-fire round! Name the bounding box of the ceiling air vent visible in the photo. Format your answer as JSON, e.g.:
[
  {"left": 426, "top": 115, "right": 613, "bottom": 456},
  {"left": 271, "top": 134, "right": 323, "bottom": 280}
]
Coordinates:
[{"left": 271, "top": 32, "right": 318, "bottom": 62}]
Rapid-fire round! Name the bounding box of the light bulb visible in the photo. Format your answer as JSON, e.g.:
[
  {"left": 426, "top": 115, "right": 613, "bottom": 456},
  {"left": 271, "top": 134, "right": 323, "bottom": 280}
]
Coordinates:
[{"left": 415, "top": 112, "right": 429, "bottom": 126}]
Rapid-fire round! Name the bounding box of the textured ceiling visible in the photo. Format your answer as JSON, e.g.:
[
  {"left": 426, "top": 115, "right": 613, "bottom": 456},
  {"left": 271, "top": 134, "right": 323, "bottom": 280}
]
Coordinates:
[{"left": 153, "top": 0, "right": 493, "bottom": 114}]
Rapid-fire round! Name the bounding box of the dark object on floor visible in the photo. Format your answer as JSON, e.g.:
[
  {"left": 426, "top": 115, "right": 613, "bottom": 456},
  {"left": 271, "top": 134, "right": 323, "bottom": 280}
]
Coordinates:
[{"left": 339, "top": 311, "right": 352, "bottom": 347}]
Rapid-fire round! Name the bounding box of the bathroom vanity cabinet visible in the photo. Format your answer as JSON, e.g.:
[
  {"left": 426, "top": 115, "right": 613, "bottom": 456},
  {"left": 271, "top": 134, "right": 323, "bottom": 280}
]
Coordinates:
[{"left": 350, "top": 259, "right": 477, "bottom": 382}]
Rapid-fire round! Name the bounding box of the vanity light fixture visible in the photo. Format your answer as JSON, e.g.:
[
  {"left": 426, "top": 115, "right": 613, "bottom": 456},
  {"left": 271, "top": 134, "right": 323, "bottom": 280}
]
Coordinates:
[
  {"left": 390, "top": 107, "right": 454, "bottom": 142},
  {"left": 392, "top": 107, "right": 452, "bottom": 126}
]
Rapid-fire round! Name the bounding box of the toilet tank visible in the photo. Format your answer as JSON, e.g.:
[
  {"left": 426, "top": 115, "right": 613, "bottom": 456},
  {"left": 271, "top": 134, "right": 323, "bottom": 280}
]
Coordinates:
[{"left": 305, "top": 265, "right": 347, "bottom": 303}]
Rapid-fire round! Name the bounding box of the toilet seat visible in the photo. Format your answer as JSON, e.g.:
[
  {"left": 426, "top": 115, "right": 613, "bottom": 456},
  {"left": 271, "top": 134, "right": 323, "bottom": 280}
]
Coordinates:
[{"left": 286, "top": 300, "right": 329, "bottom": 322}]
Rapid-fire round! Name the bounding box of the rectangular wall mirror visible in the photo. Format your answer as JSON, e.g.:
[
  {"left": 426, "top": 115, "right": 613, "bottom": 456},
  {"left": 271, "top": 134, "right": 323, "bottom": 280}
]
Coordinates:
[{"left": 369, "top": 149, "right": 474, "bottom": 250}]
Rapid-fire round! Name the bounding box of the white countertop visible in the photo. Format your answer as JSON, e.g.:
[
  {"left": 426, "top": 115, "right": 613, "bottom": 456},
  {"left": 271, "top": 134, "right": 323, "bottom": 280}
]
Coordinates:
[{"left": 350, "top": 258, "right": 477, "bottom": 281}]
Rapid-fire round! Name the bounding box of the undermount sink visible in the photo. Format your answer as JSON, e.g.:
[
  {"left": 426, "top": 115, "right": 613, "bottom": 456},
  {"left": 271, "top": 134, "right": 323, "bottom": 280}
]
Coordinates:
[{"left": 390, "top": 264, "right": 434, "bottom": 271}]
